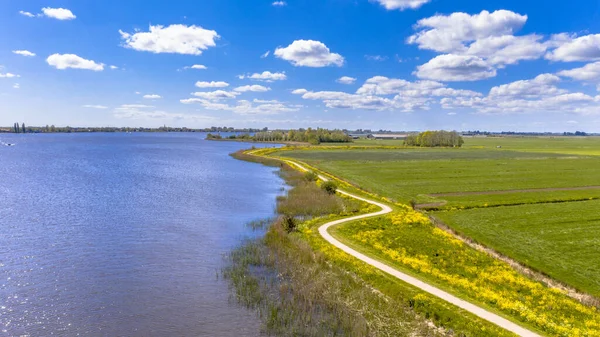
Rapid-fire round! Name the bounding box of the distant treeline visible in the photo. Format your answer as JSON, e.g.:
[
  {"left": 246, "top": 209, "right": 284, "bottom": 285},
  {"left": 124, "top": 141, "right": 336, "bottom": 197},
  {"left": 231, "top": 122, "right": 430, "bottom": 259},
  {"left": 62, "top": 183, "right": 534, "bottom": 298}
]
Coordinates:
[
  {"left": 1, "top": 124, "right": 267, "bottom": 134},
  {"left": 208, "top": 128, "right": 353, "bottom": 145},
  {"left": 404, "top": 131, "right": 464, "bottom": 147}
]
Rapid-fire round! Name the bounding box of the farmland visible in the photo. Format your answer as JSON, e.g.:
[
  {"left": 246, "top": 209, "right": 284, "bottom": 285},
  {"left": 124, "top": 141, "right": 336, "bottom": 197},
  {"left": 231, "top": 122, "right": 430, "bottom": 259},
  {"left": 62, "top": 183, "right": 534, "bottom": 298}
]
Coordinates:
[{"left": 274, "top": 137, "right": 600, "bottom": 299}]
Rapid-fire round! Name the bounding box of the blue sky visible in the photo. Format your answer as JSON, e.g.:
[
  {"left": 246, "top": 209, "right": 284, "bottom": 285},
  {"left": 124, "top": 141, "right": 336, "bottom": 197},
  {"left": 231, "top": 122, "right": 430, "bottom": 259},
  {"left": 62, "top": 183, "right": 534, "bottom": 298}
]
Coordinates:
[{"left": 1, "top": 0, "right": 600, "bottom": 131}]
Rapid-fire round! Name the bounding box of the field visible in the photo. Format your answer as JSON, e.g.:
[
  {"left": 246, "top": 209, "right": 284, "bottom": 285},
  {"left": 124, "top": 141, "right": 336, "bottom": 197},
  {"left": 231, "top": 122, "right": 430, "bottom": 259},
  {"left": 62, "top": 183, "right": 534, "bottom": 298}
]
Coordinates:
[{"left": 274, "top": 137, "right": 600, "bottom": 299}]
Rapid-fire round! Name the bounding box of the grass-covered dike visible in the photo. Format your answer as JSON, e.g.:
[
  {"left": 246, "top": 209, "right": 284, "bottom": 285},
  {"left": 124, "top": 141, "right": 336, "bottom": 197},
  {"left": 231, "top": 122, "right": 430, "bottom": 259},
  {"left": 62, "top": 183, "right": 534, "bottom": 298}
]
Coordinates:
[{"left": 223, "top": 149, "right": 518, "bottom": 337}]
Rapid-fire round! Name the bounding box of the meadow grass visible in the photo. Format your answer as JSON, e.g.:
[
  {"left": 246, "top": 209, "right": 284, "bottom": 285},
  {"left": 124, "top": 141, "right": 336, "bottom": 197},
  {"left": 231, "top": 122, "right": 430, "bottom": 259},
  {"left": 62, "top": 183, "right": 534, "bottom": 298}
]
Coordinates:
[
  {"left": 276, "top": 149, "right": 600, "bottom": 204},
  {"left": 434, "top": 200, "right": 600, "bottom": 297}
]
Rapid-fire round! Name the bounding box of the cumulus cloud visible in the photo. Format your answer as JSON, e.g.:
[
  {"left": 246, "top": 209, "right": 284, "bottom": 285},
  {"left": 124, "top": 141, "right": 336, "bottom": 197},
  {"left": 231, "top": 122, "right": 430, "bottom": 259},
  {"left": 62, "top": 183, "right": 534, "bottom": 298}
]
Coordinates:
[
  {"left": 272, "top": 1, "right": 287, "bottom": 6},
  {"left": 13, "top": 83, "right": 20, "bottom": 89},
  {"left": 406, "top": 10, "right": 555, "bottom": 81},
  {"left": 355, "top": 76, "right": 481, "bottom": 97},
  {"left": 370, "top": 0, "right": 431, "bottom": 10},
  {"left": 296, "top": 76, "right": 482, "bottom": 112},
  {"left": 415, "top": 54, "right": 496, "bottom": 81},
  {"left": 143, "top": 94, "right": 162, "bottom": 99},
  {"left": 408, "top": 10, "right": 528, "bottom": 53},
  {"left": 489, "top": 74, "right": 564, "bottom": 97},
  {"left": 82, "top": 105, "right": 108, "bottom": 109},
  {"left": 233, "top": 85, "right": 271, "bottom": 92},
  {"left": 274, "top": 40, "right": 344, "bottom": 67},
  {"left": 238, "top": 71, "right": 287, "bottom": 81},
  {"left": 190, "top": 64, "right": 207, "bottom": 70},
  {"left": 441, "top": 74, "right": 600, "bottom": 114},
  {"left": 41, "top": 7, "right": 76, "bottom": 20},
  {"left": 337, "top": 76, "right": 356, "bottom": 84},
  {"left": 465, "top": 34, "right": 547, "bottom": 66},
  {"left": 291, "top": 89, "right": 308, "bottom": 95},
  {"left": 191, "top": 90, "right": 240, "bottom": 100},
  {"left": 0, "top": 73, "right": 20, "bottom": 78},
  {"left": 13, "top": 50, "right": 35, "bottom": 57},
  {"left": 46, "top": 54, "right": 104, "bottom": 71},
  {"left": 119, "top": 24, "right": 219, "bottom": 55},
  {"left": 546, "top": 34, "right": 600, "bottom": 62},
  {"left": 195, "top": 81, "right": 229, "bottom": 88},
  {"left": 19, "top": 11, "right": 36, "bottom": 18},
  {"left": 558, "top": 62, "right": 600, "bottom": 84}
]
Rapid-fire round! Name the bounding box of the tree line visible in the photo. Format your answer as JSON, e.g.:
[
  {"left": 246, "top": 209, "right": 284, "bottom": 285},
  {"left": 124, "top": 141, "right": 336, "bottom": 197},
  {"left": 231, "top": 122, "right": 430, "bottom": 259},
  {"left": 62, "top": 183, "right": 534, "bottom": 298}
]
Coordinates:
[
  {"left": 208, "top": 128, "right": 353, "bottom": 145},
  {"left": 404, "top": 130, "right": 464, "bottom": 147}
]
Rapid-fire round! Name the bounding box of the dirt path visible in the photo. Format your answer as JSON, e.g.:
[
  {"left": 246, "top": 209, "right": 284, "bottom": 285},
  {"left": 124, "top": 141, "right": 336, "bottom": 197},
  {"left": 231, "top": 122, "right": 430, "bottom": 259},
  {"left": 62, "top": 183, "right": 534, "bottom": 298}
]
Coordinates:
[
  {"left": 281, "top": 159, "right": 541, "bottom": 337},
  {"left": 429, "top": 185, "right": 600, "bottom": 197}
]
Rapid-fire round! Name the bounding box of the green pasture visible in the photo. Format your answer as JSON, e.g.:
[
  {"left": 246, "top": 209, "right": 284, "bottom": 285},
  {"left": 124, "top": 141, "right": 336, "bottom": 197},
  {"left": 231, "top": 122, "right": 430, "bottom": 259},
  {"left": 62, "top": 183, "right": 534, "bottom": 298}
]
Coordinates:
[{"left": 435, "top": 200, "right": 600, "bottom": 296}]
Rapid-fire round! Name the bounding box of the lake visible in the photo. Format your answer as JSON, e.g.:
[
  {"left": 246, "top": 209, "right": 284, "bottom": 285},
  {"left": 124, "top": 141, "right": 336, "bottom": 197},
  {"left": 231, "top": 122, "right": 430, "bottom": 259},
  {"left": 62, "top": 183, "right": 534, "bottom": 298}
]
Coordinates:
[{"left": 0, "top": 133, "right": 283, "bottom": 336}]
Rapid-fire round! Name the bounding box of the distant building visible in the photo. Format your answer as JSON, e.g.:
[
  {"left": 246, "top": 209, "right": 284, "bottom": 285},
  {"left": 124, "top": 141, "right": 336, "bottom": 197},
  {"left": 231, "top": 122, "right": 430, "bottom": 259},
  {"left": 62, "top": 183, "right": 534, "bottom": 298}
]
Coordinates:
[{"left": 371, "top": 133, "right": 407, "bottom": 140}]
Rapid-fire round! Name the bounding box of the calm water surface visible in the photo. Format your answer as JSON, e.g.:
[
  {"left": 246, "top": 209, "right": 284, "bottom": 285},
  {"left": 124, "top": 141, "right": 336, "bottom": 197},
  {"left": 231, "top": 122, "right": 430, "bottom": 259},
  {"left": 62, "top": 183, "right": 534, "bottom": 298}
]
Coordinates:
[{"left": 0, "top": 133, "right": 283, "bottom": 336}]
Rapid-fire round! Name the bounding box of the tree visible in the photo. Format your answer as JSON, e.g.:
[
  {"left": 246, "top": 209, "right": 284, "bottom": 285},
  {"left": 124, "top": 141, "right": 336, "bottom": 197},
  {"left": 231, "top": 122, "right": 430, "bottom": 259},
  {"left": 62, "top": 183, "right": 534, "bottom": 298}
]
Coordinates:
[
  {"left": 321, "top": 181, "right": 338, "bottom": 195},
  {"left": 21, "top": 123, "right": 26, "bottom": 133}
]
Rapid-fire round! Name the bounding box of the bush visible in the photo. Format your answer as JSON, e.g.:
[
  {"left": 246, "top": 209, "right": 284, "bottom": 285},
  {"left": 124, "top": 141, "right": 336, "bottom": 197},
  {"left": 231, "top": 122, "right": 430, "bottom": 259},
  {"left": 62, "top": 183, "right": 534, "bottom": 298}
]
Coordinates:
[
  {"left": 282, "top": 215, "right": 297, "bottom": 233},
  {"left": 304, "top": 171, "right": 318, "bottom": 182},
  {"left": 321, "top": 181, "right": 338, "bottom": 195}
]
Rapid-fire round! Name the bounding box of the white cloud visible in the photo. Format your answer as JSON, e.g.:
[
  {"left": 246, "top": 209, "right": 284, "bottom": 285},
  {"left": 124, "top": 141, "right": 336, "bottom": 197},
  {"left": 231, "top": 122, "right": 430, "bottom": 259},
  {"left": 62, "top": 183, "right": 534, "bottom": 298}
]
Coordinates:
[
  {"left": 41, "top": 7, "right": 76, "bottom": 20},
  {"left": 191, "top": 64, "right": 207, "bottom": 70},
  {"left": 109, "top": 65, "right": 118, "bottom": 70},
  {"left": 489, "top": 74, "right": 564, "bottom": 97},
  {"left": 274, "top": 40, "right": 344, "bottom": 67},
  {"left": 191, "top": 90, "right": 240, "bottom": 100},
  {"left": 558, "top": 62, "right": 600, "bottom": 88},
  {"left": 238, "top": 71, "right": 287, "bottom": 81},
  {"left": 295, "top": 76, "right": 483, "bottom": 112},
  {"left": 365, "top": 55, "right": 388, "bottom": 61},
  {"left": 465, "top": 34, "right": 547, "bottom": 66},
  {"left": 337, "top": 76, "right": 356, "bottom": 84},
  {"left": 143, "top": 94, "right": 162, "bottom": 99},
  {"left": 408, "top": 10, "right": 528, "bottom": 53},
  {"left": 415, "top": 54, "right": 496, "bottom": 81},
  {"left": 441, "top": 74, "right": 600, "bottom": 114},
  {"left": 19, "top": 11, "right": 36, "bottom": 18},
  {"left": 234, "top": 85, "right": 271, "bottom": 92},
  {"left": 272, "top": 1, "right": 287, "bottom": 6},
  {"left": 370, "top": 0, "right": 431, "bottom": 11},
  {"left": 13, "top": 83, "right": 20, "bottom": 89},
  {"left": 0, "top": 73, "right": 20, "bottom": 78},
  {"left": 261, "top": 51, "right": 270, "bottom": 58},
  {"left": 83, "top": 105, "right": 108, "bottom": 109},
  {"left": 355, "top": 76, "right": 481, "bottom": 97},
  {"left": 292, "top": 89, "right": 308, "bottom": 95},
  {"left": 181, "top": 98, "right": 299, "bottom": 115},
  {"left": 46, "top": 53, "right": 104, "bottom": 71},
  {"left": 119, "top": 24, "right": 219, "bottom": 55},
  {"left": 546, "top": 34, "right": 600, "bottom": 62},
  {"left": 195, "top": 81, "right": 229, "bottom": 88},
  {"left": 13, "top": 50, "right": 35, "bottom": 57}
]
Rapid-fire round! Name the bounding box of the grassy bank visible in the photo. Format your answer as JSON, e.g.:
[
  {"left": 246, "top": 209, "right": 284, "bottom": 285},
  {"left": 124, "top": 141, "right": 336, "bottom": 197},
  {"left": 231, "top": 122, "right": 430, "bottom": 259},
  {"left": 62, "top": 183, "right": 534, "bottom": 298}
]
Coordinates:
[{"left": 224, "top": 149, "right": 517, "bottom": 336}]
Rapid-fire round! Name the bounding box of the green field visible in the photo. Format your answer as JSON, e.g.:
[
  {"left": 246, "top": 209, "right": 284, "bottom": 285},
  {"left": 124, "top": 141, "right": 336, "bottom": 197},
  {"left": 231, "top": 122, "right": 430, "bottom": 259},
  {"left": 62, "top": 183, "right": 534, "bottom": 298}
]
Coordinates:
[
  {"left": 276, "top": 137, "right": 600, "bottom": 297},
  {"left": 435, "top": 200, "right": 600, "bottom": 296}
]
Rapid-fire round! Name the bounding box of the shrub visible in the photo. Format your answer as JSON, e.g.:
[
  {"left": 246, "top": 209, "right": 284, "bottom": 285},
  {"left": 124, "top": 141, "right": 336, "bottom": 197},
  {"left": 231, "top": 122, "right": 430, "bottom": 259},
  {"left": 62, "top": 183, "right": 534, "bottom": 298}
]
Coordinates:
[
  {"left": 321, "top": 181, "right": 338, "bottom": 195},
  {"left": 282, "top": 215, "right": 297, "bottom": 233},
  {"left": 304, "top": 171, "right": 318, "bottom": 182}
]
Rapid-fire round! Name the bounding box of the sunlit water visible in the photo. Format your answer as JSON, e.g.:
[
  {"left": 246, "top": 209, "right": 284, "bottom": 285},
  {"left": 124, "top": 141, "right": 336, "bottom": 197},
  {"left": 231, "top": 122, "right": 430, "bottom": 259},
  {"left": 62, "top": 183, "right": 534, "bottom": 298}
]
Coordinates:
[{"left": 0, "top": 133, "right": 283, "bottom": 336}]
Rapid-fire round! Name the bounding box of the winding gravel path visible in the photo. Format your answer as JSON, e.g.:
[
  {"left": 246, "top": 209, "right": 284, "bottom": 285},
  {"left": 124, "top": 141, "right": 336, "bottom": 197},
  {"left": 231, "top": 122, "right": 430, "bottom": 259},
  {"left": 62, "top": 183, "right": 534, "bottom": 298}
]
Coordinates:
[{"left": 282, "top": 159, "right": 541, "bottom": 337}]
